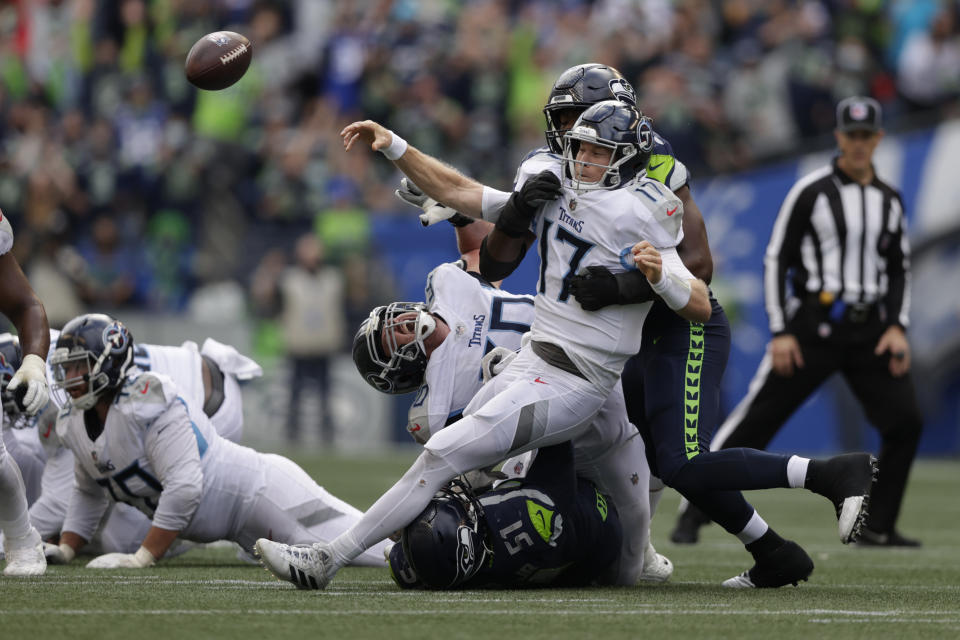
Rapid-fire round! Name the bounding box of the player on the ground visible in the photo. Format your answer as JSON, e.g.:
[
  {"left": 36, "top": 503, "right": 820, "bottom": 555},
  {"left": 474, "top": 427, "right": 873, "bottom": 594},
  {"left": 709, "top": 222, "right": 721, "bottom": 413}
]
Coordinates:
[
  {"left": 44, "top": 313, "right": 389, "bottom": 569},
  {"left": 388, "top": 441, "right": 623, "bottom": 589},
  {"left": 0, "top": 210, "right": 50, "bottom": 576},
  {"left": 254, "top": 99, "right": 721, "bottom": 590},
  {"left": 0, "top": 328, "right": 263, "bottom": 557}
]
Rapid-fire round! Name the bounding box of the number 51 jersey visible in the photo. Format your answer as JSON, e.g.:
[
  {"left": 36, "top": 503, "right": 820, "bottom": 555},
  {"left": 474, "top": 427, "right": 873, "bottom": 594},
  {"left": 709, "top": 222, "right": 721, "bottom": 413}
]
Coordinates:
[{"left": 406, "top": 261, "right": 535, "bottom": 444}]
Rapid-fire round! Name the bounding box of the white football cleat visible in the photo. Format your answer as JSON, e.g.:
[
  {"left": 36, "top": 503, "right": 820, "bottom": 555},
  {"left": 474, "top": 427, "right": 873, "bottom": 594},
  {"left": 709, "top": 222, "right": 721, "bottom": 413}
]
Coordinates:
[
  {"left": 255, "top": 539, "right": 331, "bottom": 590},
  {"left": 638, "top": 541, "right": 674, "bottom": 582},
  {"left": 3, "top": 542, "right": 47, "bottom": 576}
]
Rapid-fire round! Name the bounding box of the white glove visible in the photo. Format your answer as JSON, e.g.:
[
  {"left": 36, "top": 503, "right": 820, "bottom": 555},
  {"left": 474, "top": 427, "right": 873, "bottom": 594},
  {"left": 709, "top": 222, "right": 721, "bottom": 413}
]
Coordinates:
[
  {"left": 43, "top": 542, "right": 76, "bottom": 565},
  {"left": 8, "top": 353, "right": 49, "bottom": 415},
  {"left": 86, "top": 546, "right": 155, "bottom": 569},
  {"left": 395, "top": 177, "right": 461, "bottom": 227},
  {"left": 480, "top": 346, "right": 518, "bottom": 383}
]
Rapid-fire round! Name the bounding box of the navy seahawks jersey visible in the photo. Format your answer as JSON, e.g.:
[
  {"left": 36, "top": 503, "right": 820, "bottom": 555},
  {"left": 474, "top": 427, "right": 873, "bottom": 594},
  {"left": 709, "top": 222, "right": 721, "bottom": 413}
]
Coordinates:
[
  {"left": 470, "top": 452, "right": 621, "bottom": 588},
  {"left": 391, "top": 442, "right": 621, "bottom": 589}
]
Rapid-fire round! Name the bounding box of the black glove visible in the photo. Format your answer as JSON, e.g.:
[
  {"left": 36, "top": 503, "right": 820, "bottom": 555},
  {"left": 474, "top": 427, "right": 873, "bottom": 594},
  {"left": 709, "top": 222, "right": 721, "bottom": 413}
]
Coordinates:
[
  {"left": 495, "top": 170, "right": 561, "bottom": 237},
  {"left": 569, "top": 266, "right": 654, "bottom": 311},
  {"left": 516, "top": 170, "right": 562, "bottom": 214}
]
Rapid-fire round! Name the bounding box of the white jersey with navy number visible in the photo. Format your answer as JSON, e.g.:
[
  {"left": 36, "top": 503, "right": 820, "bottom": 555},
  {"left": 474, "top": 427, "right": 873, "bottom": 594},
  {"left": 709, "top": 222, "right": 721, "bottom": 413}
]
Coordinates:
[
  {"left": 528, "top": 165, "right": 687, "bottom": 390},
  {"left": 55, "top": 370, "right": 388, "bottom": 564},
  {"left": 58, "top": 371, "right": 231, "bottom": 540},
  {"left": 406, "top": 261, "right": 534, "bottom": 444}
]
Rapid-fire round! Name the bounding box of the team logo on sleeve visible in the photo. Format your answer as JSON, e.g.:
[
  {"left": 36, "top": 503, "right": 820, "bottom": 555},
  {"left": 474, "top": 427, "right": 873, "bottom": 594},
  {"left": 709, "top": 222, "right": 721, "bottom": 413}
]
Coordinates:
[{"left": 102, "top": 322, "right": 131, "bottom": 354}]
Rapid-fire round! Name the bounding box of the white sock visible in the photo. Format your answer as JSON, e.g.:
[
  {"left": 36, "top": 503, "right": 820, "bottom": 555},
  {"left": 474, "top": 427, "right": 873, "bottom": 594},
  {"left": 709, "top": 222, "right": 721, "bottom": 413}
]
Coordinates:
[
  {"left": 326, "top": 450, "right": 458, "bottom": 569},
  {"left": 648, "top": 475, "right": 665, "bottom": 518},
  {"left": 786, "top": 455, "right": 810, "bottom": 488},
  {"left": 735, "top": 510, "right": 769, "bottom": 545}
]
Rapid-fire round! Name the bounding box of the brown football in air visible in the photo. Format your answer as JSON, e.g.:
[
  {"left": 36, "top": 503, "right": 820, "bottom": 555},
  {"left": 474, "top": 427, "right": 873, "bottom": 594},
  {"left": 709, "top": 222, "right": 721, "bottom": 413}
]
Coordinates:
[{"left": 184, "top": 31, "right": 252, "bottom": 90}]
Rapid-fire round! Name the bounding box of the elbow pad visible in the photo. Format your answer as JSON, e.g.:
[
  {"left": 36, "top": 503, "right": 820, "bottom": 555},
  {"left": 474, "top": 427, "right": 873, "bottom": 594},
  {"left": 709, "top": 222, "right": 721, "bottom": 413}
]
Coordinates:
[{"left": 479, "top": 236, "right": 527, "bottom": 281}]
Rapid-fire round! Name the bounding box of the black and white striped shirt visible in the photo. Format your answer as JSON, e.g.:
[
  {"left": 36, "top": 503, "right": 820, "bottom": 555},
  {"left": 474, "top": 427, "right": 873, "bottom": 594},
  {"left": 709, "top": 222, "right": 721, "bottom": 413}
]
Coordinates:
[{"left": 764, "top": 158, "right": 910, "bottom": 334}]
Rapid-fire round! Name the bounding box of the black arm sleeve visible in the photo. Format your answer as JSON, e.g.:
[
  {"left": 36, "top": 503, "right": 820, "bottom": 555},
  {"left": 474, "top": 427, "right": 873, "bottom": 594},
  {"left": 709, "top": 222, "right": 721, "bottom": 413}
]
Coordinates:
[
  {"left": 479, "top": 235, "right": 528, "bottom": 281},
  {"left": 613, "top": 270, "right": 654, "bottom": 304}
]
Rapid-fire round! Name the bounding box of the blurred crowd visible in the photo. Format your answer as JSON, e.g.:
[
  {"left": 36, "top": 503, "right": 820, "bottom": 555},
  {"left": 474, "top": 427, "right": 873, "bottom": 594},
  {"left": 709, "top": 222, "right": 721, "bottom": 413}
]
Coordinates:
[{"left": 2, "top": 0, "right": 960, "bottom": 331}]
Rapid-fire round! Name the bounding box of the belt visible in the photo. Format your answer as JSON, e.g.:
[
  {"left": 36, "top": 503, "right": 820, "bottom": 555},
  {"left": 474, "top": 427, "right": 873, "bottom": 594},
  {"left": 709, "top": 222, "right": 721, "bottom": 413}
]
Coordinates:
[
  {"left": 201, "top": 355, "right": 226, "bottom": 417},
  {"left": 807, "top": 293, "right": 877, "bottom": 325},
  {"left": 530, "top": 340, "right": 587, "bottom": 380}
]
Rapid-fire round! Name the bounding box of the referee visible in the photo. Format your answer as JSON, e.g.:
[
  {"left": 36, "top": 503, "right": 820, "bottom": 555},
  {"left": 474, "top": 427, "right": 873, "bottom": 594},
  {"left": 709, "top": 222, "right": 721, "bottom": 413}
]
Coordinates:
[{"left": 672, "top": 96, "right": 923, "bottom": 547}]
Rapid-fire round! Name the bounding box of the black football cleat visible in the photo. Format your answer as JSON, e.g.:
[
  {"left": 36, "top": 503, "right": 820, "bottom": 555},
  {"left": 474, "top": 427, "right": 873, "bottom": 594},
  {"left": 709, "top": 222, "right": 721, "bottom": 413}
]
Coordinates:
[
  {"left": 670, "top": 503, "right": 711, "bottom": 544},
  {"left": 805, "top": 453, "right": 878, "bottom": 543},
  {"left": 723, "top": 540, "right": 814, "bottom": 588},
  {"left": 856, "top": 528, "right": 922, "bottom": 547}
]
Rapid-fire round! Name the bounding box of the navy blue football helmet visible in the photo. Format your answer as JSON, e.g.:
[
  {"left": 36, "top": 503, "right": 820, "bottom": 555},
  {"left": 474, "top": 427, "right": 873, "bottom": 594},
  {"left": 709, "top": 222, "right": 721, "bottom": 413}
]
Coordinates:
[
  {"left": 0, "top": 333, "right": 22, "bottom": 416},
  {"left": 563, "top": 100, "right": 653, "bottom": 192},
  {"left": 50, "top": 314, "right": 134, "bottom": 410},
  {"left": 543, "top": 64, "right": 637, "bottom": 154},
  {"left": 352, "top": 302, "right": 436, "bottom": 395},
  {"left": 399, "top": 482, "right": 491, "bottom": 589}
]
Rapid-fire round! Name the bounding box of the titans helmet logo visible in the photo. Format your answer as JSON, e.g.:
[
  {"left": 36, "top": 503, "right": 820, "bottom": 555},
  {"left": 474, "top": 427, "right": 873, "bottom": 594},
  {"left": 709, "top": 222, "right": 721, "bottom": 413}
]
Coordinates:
[{"left": 102, "top": 322, "right": 130, "bottom": 354}]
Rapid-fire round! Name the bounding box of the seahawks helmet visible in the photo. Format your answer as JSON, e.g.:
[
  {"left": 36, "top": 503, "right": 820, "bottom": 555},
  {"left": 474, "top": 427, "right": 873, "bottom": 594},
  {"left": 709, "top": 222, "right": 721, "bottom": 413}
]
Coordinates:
[
  {"left": 399, "top": 482, "right": 490, "bottom": 589},
  {"left": 352, "top": 302, "right": 436, "bottom": 395},
  {"left": 543, "top": 63, "right": 637, "bottom": 154},
  {"left": 0, "top": 333, "right": 22, "bottom": 416},
  {"left": 50, "top": 314, "right": 134, "bottom": 410},
  {"left": 563, "top": 100, "right": 653, "bottom": 193}
]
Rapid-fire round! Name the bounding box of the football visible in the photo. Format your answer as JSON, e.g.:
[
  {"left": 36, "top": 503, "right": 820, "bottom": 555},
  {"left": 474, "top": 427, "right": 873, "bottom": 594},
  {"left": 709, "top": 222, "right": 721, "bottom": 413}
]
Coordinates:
[{"left": 184, "top": 31, "right": 252, "bottom": 91}]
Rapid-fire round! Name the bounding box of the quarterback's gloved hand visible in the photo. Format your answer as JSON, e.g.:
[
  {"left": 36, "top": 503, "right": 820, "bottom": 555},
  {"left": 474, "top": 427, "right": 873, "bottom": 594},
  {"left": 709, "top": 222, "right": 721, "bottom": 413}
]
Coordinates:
[
  {"left": 481, "top": 346, "right": 519, "bottom": 383},
  {"left": 496, "top": 171, "right": 561, "bottom": 237},
  {"left": 8, "top": 353, "right": 49, "bottom": 415},
  {"left": 43, "top": 542, "right": 76, "bottom": 565},
  {"left": 569, "top": 266, "right": 655, "bottom": 311},
  {"left": 85, "top": 546, "right": 155, "bottom": 569},
  {"left": 395, "top": 177, "right": 474, "bottom": 228}
]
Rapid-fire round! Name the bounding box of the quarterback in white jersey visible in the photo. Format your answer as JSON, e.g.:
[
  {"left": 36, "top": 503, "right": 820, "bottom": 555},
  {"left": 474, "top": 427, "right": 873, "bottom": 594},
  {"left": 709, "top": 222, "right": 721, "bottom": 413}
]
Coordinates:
[
  {"left": 252, "top": 101, "right": 709, "bottom": 590},
  {"left": 46, "top": 314, "right": 387, "bottom": 569}
]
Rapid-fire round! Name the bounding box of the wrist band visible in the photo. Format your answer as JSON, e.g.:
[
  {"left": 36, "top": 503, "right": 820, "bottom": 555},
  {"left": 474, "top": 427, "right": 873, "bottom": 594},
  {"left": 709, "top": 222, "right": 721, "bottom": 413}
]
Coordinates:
[
  {"left": 650, "top": 267, "right": 692, "bottom": 310},
  {"left": 381, "top": 131, "right": 408, "bottom": 161},
  {"left": 58, "top": 543, "right": 76, "bottom": 563},
  {"left": 134, "top": 545, "right": 157, "bottom": 567}
]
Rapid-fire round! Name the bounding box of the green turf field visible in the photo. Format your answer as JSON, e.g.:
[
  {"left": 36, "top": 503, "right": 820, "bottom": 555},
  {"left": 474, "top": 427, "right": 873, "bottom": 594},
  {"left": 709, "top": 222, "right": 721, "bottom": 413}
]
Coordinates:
[{"left": 3, "top": 451, "right": 958, "bottom": 640}]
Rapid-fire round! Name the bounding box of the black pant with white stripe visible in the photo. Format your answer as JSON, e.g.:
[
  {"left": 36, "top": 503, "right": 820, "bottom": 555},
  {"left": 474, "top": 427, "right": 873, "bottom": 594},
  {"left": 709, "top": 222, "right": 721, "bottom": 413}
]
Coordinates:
[{"left": 713, "top": 304, "right": 923, "bottom": 533}]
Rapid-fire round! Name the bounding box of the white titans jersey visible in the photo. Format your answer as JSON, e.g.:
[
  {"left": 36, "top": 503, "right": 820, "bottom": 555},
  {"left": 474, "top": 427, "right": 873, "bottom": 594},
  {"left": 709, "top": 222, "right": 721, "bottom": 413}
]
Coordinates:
[
  {"left": 406, "top": 261, "right": 535, "bottom": 444},
  {"left": 524, "top": 162, "right": 686, "bottom": 389},
  {"left": 0, "top": 209, "right": 13, "bottom": 255},
  {"left": 132, "top": 342, "right": 205, "bottom": 415},
  {"left": 58, "top": 371, "right": 262, "bottom": 543}
]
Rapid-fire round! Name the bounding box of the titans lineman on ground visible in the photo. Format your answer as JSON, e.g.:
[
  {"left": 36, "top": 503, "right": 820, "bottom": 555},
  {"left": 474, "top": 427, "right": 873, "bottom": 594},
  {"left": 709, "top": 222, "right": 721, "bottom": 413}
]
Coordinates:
[
  {"left": 0, "top": 328, "right": 264, "bottom": 556},
  {"left": 45, "top": 313, "right": 388, "bottom": 569}
]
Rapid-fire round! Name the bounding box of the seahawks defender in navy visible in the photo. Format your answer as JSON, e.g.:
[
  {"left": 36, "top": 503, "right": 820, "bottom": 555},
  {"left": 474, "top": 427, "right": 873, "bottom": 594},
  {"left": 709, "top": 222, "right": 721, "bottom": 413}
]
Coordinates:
[{"left": 388, "top": 441, "right": 621, "bottom": 589}]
